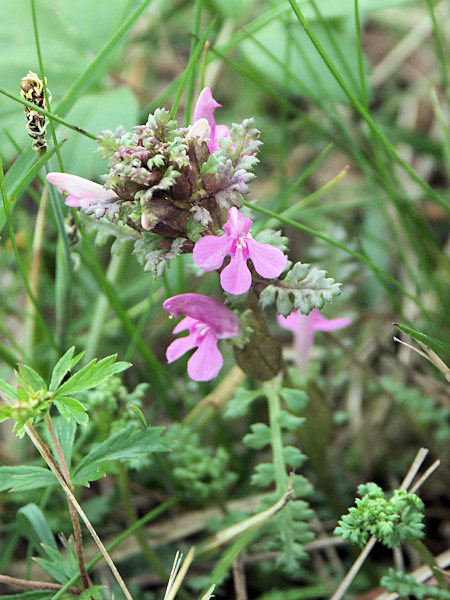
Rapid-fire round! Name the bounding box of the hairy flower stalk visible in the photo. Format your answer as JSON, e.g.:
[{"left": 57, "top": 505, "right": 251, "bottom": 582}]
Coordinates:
[{"left": 20, "top": 71, "right": 49, "bottom": 154}]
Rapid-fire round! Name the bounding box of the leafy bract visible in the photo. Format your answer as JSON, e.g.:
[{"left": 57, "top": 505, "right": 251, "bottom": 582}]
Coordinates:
[
  {"left": 72, "top": 424, "right": 171, "bottom": 486},
  {"left": 259, "top": 261, "right": 342, "bottom": 316}
]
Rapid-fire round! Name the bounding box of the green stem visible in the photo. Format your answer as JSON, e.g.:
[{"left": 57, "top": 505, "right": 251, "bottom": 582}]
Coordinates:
[
  {"left": 85, "top": 252, "right": 126, "bottom": 362},
  {"left": 185, "top": 0, "right": 203, "bottom": 126},
  {"left": 0, "top": 86, "right": 96, "bottom": 140},
  {"left": 24, "top": 185, "right": 48, "bottom": 358},
  {"left": 409, "top": 539, "right": 449, "bottom": 590},
  {"left": 44, "top": 413, "right": 90, "bottom": 589},
  {"left": 0, "top": 156, "right": 57, "bottom": 350},
  {"left": 264, "top": 375, "right": 287, "bottom": 493},
  {"left": 170, "top": 19, "right": 217, "bottom": 120}
]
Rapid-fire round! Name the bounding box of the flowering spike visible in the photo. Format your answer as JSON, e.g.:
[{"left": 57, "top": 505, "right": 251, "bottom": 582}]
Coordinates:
[
  {"left": 163, "top": 293, "right": 241, "bottom": 381},
  {"left": 193, "top": 207, "right": 287, "bottom": 295}
]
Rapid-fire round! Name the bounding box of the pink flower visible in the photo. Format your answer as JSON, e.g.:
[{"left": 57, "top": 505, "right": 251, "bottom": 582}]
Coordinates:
[
  {"left": 191, "top": 87, "right": 230, "bottom": 153},
  {"left": 163, "top": 293, "right": 241, "bottom": 381},
  {"left": 278, "top": 308, "right": 351, "bottom": 369},
  {"left": 46, "top": 173, "right": 117, "bottom": 209},
  {"left": 193, "top": 207, "right": 287, "bottom": 295}
]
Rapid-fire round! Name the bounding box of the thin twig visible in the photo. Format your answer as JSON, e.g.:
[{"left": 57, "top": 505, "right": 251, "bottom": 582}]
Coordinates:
[
  {"left": 409, "top": 460, "right": 441, "bottom": 494},
  {"left": 330, "top": 537, "right": 377, "bottom": 600},
  {"left": 400, "top": 448, "right": 428, "bottom": 491},
  {"left": 232, "top": 559, "right": 248, "bottom": 600},
  {"left": 24, "top": 423, "right": 133, "bottom": 600},
  {"left": 45, "top": 413, "right": 90, "bottom": 589},
  {"left": 0, "top": 574, "right": 81, "bottom": 595}
]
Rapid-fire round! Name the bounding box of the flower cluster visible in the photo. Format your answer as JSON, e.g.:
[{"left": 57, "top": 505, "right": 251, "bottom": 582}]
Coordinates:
[{"left": 48, "top": 88, "right": 347, "bottom": 381}]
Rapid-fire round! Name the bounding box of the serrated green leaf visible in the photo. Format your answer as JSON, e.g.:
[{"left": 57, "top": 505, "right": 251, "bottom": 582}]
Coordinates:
[
  {"left": 54, "top": 396, "right": 88, "bottom": 425},
  {"left": 34, "top": 543, "right": 78, "bottom": 585},
  {"left": 251, "top": 462, "right": 275, "bottom": 487},
  {"left": 224, "top": 388, "right": 262, "bottom": 418},
  {"left": 243, "top": 423, "right": 272, "bottom": 449},
  {"left": 396, "top": 323, "right": 450, "bottom": 357},
  {"left": 0, "top": 377, "right": 18, "bottom": 400},
  {"left": 280, "top": 389, "right": 309, "bottom": 413},
  {"left": 17, "top": 504, "right": 57, "bottom": 554},
  {"left": 79, "top": 586, "right": 105, "bottom": 600},
  {"left": 278, "top": 410, "right": 305, "bottom": 432},
  {"left": 16, "top": 364, "right": 47, "bottom": 392},
  {"left": 49, "top": 347, "right": 76, "bottom": 391},
  {"left": 282, "top": 446, "right": 307, "bottom": 469},
  {"left": 72, "top": 424, "right": 170, "bottom": 486},
  {"left": 0, "top": 466, "right": 57, "bottom": 492},
  {"left": 260, "top": 262, "right": 342, "bottom": 316},
  {"left": 56, "top": 355, "right": 130, "bottom": 396}
]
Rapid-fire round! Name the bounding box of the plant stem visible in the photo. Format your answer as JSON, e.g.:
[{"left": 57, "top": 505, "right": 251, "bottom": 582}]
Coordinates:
[
  {"left": 85, "top": 252, "right": 126, "bottom": 362},
  {"left": 51, "top": 496, "right": 178, "bottom": 600},
  {"left": 330, "top": 537, "right": 377, "bottom": 600},
  {"left": 0, "top": 575, "right": 82, "bottom": 595},
  {"left": 264, "top": 375, "right": 288, "bottom": 493},
  {"left": 44, "top": 413, "right": 90, "bottom": 589},
  {"left": 24, "top": 185, "right": 48, "bottom": 358},
  {"left": 24, "top": 422, "right": 133, "bottom": 600},
  {"left": 409, "top": 539, "right": 449, "bottom": 590},
  {"left": 0, "top": 86, "right": 96, "bottom": 139}
]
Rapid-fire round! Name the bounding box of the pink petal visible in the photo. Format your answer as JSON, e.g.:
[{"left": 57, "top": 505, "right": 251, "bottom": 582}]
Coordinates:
[
  {"left": 193, "top": 88, "right": 221, "bottom": 139},
  {"left": 294, "top": 315, "right": 316, "bottom": 369},
  {"left": 224, "top": 207, "right": 252, "bottom": 238},
  {"left": 173, "top": 316, "right": 199, "bottom": 334},
  {"left": 163, "top": 293, "right": 240, "bottom": 338},
  {"left": 46, "top": 173, "right": 112, "bottom": 200},
  {"left": 313, "top": 313, "right": 352, "bottom": 332},
  {"left": 277, "top": 312, "right": 299, "bottom": 333},
  {"left": 220, "top": 248, "right": 252, "bottom": 295},
  {"left": 193, "top": 234, "right": 232, "bottom": 271},
  {"left": 214, "top": 124, "right": 231, "bottom": 141},
  {"left": 187, "top": 332, "right": 223, "bottom": 381},
  {"left": 246, "top": 238, "right": 287, "bottom": 279},
  {"left": 209, "top": 124, "right": 231, "bottom": 151},
  {"left": 166, "top": 332, "right": 199, "bottom": 363}
]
